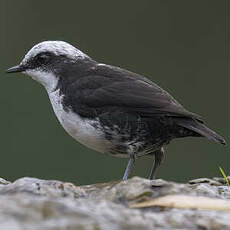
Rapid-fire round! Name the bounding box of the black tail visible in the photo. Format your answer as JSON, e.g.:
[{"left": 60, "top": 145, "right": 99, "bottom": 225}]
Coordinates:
[{"left": 175, "top": 118, "right": 226, "bottom": 145}]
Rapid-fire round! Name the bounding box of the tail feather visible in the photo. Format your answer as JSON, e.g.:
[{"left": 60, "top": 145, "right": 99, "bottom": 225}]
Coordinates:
[{"left": 175, "top": 118, "right": 226, "bottom": 145}]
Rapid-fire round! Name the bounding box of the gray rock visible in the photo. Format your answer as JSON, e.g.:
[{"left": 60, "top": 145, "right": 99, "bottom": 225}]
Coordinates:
[{"left": 0, "top": 176, "right": 229, "bottom": 230}]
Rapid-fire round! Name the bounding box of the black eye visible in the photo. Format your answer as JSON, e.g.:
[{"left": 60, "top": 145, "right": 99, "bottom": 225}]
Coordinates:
[{"left": 35, "top": 53, "right": 51, "bottom": 65}]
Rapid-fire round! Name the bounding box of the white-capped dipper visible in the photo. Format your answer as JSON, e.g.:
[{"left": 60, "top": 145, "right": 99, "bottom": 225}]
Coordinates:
[{"left": 6, "top": 41, "right": 226, "bottom": 180}]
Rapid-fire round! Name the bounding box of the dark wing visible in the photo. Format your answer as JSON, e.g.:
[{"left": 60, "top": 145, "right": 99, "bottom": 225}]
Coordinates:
[
  {"left": 73, "top": 64, "right": 201, "bottom": 120},
  {"left": 63, "top": 64, "right": 225, "bottom": 145}
]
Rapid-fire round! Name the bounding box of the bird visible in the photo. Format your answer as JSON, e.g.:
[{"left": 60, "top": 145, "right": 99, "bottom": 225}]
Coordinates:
[{"left": 6, "top": 41, "right": 226, "bottom": 180}]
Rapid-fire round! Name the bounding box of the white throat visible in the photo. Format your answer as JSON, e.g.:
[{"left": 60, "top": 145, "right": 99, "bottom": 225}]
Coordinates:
[{"left": 25, "top": 70, "right": 58, "bottom": 93}]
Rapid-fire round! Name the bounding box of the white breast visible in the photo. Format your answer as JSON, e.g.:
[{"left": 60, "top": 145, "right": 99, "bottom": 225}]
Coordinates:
[{"left": 48, "top": 89, "right": 111, "bottom": 153}]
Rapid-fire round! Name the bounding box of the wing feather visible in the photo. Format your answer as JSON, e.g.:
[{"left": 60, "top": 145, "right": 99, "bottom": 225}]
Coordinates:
[{"left": 66, "top": 64, "right": 201, "bottom": 121}]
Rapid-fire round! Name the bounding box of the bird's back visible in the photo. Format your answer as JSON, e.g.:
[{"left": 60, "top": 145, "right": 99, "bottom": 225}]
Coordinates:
[{"left": 57, "top": 62, "right": 225, "bottom": 156}]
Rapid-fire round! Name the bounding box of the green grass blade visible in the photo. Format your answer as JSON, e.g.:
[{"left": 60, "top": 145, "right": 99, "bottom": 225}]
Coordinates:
[{"left": 219, "top": 166, "right": 230, "bottom": 186}]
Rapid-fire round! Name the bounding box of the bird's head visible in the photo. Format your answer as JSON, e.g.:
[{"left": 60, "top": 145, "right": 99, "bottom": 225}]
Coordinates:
[{"left": 6, "top": 41, "right": 90, "bottom": 92}]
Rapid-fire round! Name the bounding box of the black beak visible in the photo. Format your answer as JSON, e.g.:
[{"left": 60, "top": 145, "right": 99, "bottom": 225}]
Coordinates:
[{"left": 6, "top": 65, "right": 25, "bottom": 74}]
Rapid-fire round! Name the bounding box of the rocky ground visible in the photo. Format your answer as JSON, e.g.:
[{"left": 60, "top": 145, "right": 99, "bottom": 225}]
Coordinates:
[{"left": 0, "top": 176, "right": 229, "bottom": 230}]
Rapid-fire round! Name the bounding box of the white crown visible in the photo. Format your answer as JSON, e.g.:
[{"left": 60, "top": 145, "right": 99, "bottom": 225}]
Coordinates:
[{"left": 22, "top": 41, "right": 88, "bottom": 64}]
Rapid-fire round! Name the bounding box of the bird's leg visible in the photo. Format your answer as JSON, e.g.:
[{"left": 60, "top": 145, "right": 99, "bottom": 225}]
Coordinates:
[
  {"left": 122, "top": 154, "right": 136, "bottom": 180},
  {"left": 149, "top": 147, "right": 164, "bottom": 180}
]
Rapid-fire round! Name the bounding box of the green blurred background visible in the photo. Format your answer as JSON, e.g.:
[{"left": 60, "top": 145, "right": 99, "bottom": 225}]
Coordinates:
[{"left": 0, "top": 0, "right": 229, "bottom": 185}]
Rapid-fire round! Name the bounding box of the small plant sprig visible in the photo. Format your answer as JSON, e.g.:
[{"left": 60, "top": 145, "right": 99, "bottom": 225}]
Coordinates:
[{"left": 219, "top": 166, "right": 230, "bottom": 186}]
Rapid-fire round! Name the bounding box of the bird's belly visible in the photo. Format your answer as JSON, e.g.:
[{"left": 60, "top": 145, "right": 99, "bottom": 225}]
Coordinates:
[
  {"left": 60, "top": 112, "right": 111, "bottom": 153},
  {"left": 48, "top": 90, "right": 111, "bottom": 153},
  {"left": 48, "top": 90, "right": 166, "bottom": 158}
]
